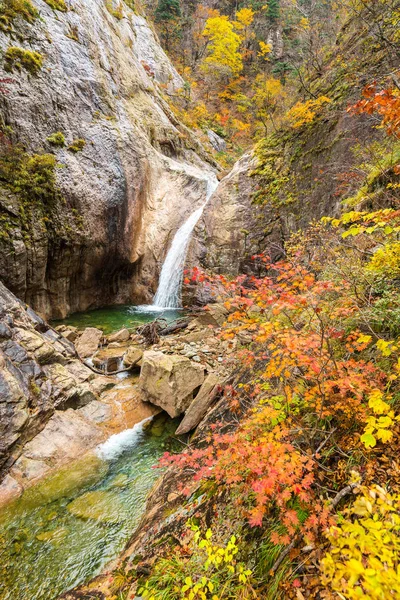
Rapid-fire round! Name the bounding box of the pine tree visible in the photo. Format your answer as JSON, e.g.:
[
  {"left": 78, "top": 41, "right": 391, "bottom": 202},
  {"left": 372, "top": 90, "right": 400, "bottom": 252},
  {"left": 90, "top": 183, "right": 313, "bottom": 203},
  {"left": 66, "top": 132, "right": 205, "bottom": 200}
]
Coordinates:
[
  {"left": 154, "top": 0, "right": 181, "bottom": 23},
  {"left": 154, "top": 0, "right": 182, "bottom": 52},
  {"left": 267, "top": 0, "right": 280, "bottom": 23}
]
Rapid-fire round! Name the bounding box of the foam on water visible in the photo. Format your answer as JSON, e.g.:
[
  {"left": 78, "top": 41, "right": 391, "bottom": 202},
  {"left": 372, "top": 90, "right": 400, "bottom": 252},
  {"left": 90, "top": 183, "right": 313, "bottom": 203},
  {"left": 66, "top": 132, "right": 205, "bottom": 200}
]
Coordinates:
[{"left": 95, "top": 417, "right": 153, "bottom": 461}]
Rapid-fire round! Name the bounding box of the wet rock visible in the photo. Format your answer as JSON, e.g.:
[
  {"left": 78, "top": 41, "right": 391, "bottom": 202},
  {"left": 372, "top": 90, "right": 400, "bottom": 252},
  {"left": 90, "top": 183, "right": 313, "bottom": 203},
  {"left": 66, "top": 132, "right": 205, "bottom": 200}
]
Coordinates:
[
  {"left": 75, "top": 328, "right": 103, "bottom": 358},
  {"left": 78, "top": 400, "right": 112, "bottom": 424},
  {"left": 108, "top": 328, "right": 130, "bottom": 343},
  {"left": 123, "top": 346, "right": 144, "bottom": 366},
  {"left": 0, "top": 474, "right": 22, "bottom": 505},
  {"left": 12, "top": 456, "right": 50, "bottom": 482},
  {"left": 175, "top": 373, "right": 222, "bottom": 435},
  {"left": 67, "top": 490, "right": 125, "bottom": 523},
  {"left": 90, "top": 376, "right": 115, "bottom": 395},
  {"left": 20, "top": 410, "right": 103, "bottom": 464},
  {"left": 140, "top": 351, "right": 205, "bottom": 418}
]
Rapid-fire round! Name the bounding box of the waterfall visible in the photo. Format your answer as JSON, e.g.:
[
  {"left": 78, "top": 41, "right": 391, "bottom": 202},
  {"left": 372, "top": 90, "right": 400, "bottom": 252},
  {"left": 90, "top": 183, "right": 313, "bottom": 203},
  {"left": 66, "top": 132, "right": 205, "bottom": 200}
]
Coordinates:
[{"left": 151, "top": 175, "right": 218, "bottom": 309}]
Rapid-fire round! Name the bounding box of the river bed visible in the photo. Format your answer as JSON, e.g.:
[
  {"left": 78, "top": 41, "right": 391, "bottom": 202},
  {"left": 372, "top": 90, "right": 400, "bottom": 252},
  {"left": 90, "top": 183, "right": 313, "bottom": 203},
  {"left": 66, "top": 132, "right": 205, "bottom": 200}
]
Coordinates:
[{"left": 0, "top": 415, "right": 180, "bottom": 600}]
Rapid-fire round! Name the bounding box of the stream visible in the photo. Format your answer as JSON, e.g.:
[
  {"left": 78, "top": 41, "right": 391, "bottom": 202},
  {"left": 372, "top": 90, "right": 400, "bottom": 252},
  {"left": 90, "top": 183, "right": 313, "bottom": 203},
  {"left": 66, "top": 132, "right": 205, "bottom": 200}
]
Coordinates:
[{"left": 0, "top": 414, "right": 181, "bottom": 600}]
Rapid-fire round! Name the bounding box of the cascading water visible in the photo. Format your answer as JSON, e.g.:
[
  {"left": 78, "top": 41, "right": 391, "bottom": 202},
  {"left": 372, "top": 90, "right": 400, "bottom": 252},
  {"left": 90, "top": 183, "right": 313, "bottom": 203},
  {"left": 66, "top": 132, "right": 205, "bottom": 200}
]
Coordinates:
[{"left": 152, "top": 175, "right": 218, "bottom": 309}]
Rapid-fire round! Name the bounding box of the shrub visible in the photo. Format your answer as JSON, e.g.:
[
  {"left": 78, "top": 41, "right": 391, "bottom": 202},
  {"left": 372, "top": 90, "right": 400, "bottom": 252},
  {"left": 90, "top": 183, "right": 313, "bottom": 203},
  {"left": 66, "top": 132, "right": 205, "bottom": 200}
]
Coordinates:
[
  {"left": 105, "top": 0, "right": 123, "bottom": 19},
  {"left": 46, "top": 132, "right": 66, "bottom": 147},
  {"left": 4, "top": 46, "right": 43, "bottom": 75},
  {"left": 43, "top": 0, "right": 67, "bottom": 10},
  {"left": 67, "top": 138, "right": 86, "bottom": 153}
]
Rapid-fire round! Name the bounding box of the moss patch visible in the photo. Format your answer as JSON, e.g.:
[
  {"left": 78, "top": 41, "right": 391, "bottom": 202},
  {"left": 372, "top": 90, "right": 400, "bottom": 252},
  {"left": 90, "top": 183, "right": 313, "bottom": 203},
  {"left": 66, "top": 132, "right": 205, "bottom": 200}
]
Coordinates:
[
  {"left": 43, "top": 0, "right": 67, "bottom": 10},
  {"left": 46, "top": 132, "right": 66, "bottom": 147},
  {"left": 105, "top": 0, "right": 123, "bottom": 20},
  {"left": 4, "top": 46, "right": 43, "bottom": 75},
  {"left": 67, "top": 138, "right": 86, "bottom": 153}
]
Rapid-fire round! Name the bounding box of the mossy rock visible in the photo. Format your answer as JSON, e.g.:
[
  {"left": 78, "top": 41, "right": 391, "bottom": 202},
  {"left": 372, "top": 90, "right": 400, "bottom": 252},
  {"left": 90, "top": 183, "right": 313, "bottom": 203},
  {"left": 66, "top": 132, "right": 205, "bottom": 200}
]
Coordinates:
[
  {"left": 109, "top": 473, "right": 129, "bottom": 488},
  {"left": 4, "top": 46, "right": 43, "bottom": 75},
  {"left": 0, "top": 0, "right": 38, "bottom": 32},
  {"left": 67, "top": 490, "right": 125, "bottom": 523},
  {"left": 36, "top": 527, "right": 68, "bottom": 543}
]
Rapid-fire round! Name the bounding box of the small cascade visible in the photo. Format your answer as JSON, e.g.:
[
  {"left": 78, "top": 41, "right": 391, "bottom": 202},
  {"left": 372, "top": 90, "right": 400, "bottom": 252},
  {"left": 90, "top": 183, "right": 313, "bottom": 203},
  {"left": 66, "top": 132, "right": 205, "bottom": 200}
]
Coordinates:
[
  {"left": 152, "top": 174, "right": 218, "bottom": 309},
  {"left": 95, "top": 416, "right": 153, "bottom": 460}
]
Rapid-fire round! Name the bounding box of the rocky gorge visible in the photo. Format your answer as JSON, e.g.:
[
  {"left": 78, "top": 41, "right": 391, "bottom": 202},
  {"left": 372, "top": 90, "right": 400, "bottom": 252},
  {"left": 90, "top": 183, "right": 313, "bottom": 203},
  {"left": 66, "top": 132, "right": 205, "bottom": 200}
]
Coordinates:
[{"left": 0, "top": 0, "right": 399, "bottom": 598}]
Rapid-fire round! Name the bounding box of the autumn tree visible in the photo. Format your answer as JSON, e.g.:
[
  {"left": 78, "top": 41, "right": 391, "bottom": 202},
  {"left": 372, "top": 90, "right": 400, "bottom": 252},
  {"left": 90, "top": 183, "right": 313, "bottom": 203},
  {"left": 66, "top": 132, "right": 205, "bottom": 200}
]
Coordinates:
[
  {"left": 154, "top": 0, "right": 182, "bottom": 52},
  {"left": 201, "top": 14, "right": 243, "bottom": 82},
  {"left": 252, "top": 74, "right": 286, "bottom": 134}
]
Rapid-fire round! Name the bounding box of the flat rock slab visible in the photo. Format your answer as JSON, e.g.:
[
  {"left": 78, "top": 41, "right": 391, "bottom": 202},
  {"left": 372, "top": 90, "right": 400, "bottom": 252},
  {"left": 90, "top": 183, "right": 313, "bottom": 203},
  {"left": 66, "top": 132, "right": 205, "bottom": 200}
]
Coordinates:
[{"left": 140, "top": 350, "right": 205, "bottom": 418}]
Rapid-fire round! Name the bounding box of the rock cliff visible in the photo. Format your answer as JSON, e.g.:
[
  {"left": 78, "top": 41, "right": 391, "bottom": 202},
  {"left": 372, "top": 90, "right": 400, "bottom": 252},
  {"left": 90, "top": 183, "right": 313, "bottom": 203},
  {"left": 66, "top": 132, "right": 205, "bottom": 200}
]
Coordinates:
[{"left": 0, "top": 0, "right": 216, "bottom": 319}]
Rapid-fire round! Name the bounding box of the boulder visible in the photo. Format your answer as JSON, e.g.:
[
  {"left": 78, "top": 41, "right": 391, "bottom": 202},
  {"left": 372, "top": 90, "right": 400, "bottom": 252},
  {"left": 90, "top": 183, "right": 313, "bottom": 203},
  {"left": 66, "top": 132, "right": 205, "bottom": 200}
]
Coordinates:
[
  {"left": 175, "top": 373, "right": 222, "bottom": 435},
  {"left": 61, "top": 328, "right": 78, "bottom": 342},
  {"left": 140, "top": 351, "right": 205, "bottom": 418},
  {"left": 207, "top": 129, "right": 227, "bottom": 152},
  {"left": 75, "top": 327, "right": 103, "bottom": 358},
  {"left": 123, "top": 346, "right": 144, "bottom": 366},
  {"left": 206, "top": 304, "right": 229, "bottom": 326},
  {"left": 108, "top": 328, "right": 130, "bottom": 343}
]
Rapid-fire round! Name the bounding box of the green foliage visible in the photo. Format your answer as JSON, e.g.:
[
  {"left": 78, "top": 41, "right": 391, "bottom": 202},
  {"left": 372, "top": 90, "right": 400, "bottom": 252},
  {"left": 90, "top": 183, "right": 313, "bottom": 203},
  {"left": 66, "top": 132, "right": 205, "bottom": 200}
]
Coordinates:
[
  {"left": 266, "top": 0, "right": 280, "bottom": 23},
  {"left": 154, "top": 0, "right": 181, "bottom": 51},
  {"left": 43, "top": 0, "right": 67, "bottom": 11},
  {"left": 0, "top": 0, "right": 38, "bottom": 32},
  {"left": 4, "top": 46, "right": 43, "bottom": 75},
  {"left": 67, "top": 138, "right": 86, "bottom": 153},
  {"left": 46, "top": 132, "right": 66, "bottom": 147},
  {"left": 154, "top": 0, "right": 181, "bottom": 22}
]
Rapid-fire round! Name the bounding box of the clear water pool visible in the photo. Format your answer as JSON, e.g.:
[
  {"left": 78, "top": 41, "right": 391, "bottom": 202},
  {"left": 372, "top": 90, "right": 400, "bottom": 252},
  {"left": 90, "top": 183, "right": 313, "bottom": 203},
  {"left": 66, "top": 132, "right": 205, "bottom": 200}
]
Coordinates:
[
  {"left": 0, "top": 415, "right": 180, "bottom": 600},
  {"left": 52, "top": 305, "right": 184, "bottom": 335}
]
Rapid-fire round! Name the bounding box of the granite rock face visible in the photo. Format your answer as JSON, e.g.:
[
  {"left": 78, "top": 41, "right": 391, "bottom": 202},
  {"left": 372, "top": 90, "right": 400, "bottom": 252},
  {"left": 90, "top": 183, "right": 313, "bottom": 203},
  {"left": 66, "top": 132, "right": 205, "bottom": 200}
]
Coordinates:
[
  {"left": 0, "top": 0, "right": 216, "bottom": 319},
  {"left": 0, "top": 281, "right": 106, "bottom": 480},
  {"left": 189, "top": 152, "right": 282, "bottom": 278}
]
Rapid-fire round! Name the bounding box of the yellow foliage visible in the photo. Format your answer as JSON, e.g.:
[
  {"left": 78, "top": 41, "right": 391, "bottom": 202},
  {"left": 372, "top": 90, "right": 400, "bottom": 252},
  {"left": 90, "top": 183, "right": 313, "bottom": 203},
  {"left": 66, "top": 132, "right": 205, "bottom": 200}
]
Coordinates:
[
  {"left": 202, "top": 16, "right": 243, "bottom": 78},
  {"left": 321, "top": 485, "right": 400, "bottom": 599},
  {"left": 367, "top": 241, "right": 400, "bottom": 277},
  {"left": 361, "top": 389, "right": 398, "bottom": 448},
  {"left": 234, "top": 7, "right": 255, "bottom": 30},
  {"left": 286, "top": 96, "right": 331, "bottom": 128},
  {"left": 258, "top": 40, "right": 272, "bottom": 57}
]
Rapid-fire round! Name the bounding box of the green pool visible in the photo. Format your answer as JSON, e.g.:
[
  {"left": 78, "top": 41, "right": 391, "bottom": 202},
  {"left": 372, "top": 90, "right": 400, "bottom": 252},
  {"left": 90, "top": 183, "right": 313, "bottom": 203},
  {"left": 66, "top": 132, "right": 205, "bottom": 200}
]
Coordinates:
[
  {"left": 0, "top": 415, "right": 180, "bottom": 600},
  {"left": 52, "top": 305, "right": 184, "bottom": 334}
]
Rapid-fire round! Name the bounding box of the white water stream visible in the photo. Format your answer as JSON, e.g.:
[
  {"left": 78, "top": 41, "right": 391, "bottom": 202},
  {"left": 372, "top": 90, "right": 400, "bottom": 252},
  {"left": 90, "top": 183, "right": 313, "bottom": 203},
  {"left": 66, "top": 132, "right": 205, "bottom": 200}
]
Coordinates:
[{"left": 151, "top": 174, "right": 218, "bottom": 309}]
